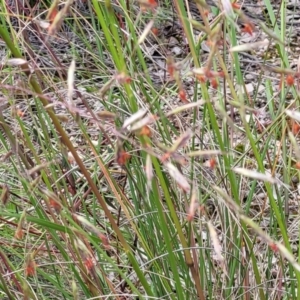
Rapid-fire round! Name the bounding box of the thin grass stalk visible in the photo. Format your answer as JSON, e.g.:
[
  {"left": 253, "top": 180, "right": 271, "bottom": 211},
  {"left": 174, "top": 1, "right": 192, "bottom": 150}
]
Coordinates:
[
  {"left": 0, "top": 249, "right": 31, "bottom": 299},
  {"left": 173, "top": 0, "right": 199, "bottom": 66},
  {"left": 92, "top": 0, "right": 137, "bottom": 112},
  {"left": 151, "top": 156, "right": 205, "bottom": 299},
  {"left": 0, "top": 262, "right": 15, "bottom": 299},
  {"left": 16, "top": 116, "right": 54, "bottom": 190},
  {"left": 279, "top": 2, "right": 299, "bottom": 297},
  {"left": 149, "top": 180, "right": 185, "bottom": 299},
  {"left": 0, "top": 113, "right": 35, "bottom": 170},
  {"left": 241, "top": 111, "right": 292, "bottom": 245},
  {"left": 279, "top": 0, "right": 290, "bottom": 228},
  {"left": 221, "top": 17, "right": 245, "bottom": 299},
  {"left": 263, "top": 0, "right": 288, "bottom": 67}
]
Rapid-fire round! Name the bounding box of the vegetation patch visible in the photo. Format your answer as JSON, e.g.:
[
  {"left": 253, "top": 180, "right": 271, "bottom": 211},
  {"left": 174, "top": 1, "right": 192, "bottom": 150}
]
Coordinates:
[{"left": 0, "top": 0, "right": 300, "bottom": 299}]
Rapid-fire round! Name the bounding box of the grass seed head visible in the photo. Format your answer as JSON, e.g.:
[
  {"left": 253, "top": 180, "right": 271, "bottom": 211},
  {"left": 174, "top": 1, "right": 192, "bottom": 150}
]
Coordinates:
[
  {"left": 178, "top": 89, "right": 189, "bottom": 103},
  {"left": 286, "top": 74, "right": 295, "bottom": 86},
  {"left": 116, "top": 149, "right": 131, "bottom": 166},
  {"left": 241, "top": 22, "right": 255, "bottom": 35},
  {"left": 25, "top": 255, "right": 37, "bottom": 277}
]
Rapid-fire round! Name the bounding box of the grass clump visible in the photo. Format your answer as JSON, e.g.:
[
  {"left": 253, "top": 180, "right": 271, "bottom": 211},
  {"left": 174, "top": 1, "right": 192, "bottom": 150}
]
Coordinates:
[{"left": 0, "top": 0, "right": 300, "bottom": 299}]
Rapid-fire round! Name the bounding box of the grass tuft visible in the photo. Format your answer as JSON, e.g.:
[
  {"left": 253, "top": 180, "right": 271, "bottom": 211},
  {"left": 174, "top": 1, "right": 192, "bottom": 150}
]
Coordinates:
[{"left": 1, "top": 0, "right": 300, "bottom": 298}]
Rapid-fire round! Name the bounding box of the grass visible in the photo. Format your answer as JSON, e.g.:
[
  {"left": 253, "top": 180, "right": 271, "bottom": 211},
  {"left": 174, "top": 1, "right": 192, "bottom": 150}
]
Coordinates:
[{"left": 0, "top": 0, "right": 300, "bottom": 299}]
